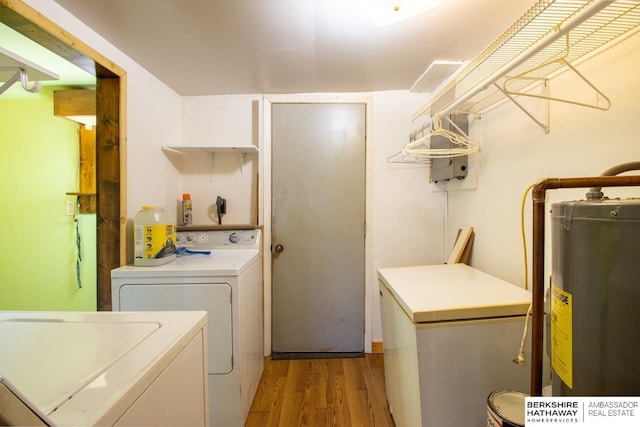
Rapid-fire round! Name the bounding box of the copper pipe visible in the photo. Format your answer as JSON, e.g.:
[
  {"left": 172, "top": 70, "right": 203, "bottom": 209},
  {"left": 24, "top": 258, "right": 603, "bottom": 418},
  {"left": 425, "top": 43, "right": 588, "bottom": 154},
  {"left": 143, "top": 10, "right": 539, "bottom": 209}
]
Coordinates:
[
  {"left": 587, "top": 161, "right": 640, "bottom": 199},
  {"left": 530, "top": 174, "right": 640, "bottom": 396}
]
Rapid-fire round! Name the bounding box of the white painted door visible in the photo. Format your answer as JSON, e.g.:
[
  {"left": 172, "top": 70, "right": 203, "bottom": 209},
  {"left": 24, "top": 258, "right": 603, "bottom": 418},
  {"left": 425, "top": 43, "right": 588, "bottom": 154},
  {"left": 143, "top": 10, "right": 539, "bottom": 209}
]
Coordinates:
[{"left": 271, "top": 102, "right": 366, "bottom": 355}]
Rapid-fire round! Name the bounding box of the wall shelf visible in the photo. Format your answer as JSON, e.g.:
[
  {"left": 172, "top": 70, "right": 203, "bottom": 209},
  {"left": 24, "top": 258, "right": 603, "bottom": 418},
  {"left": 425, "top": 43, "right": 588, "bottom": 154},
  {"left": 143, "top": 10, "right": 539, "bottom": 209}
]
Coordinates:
[
  {"left": 176, "top": 224, "right": 259, "bottom": 232},
  {"left": 413, "top": 0, "right": 640, "bottom": 124},
  {"left": 162, "top": 146, "right": 259, "bottom": 155},
  {"left": 0, "top": 46, "right": 59, "bottom": 95},
  {"left": 162, "top": 145, "right": 259, "bottom": 182}
]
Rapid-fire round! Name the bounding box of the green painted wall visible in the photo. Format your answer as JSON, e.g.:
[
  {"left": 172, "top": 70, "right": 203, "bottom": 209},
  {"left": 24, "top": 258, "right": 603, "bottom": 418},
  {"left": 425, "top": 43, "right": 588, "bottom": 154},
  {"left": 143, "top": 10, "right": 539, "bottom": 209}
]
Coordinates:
[{"left": 0, "top": 92, "right": 96, "bottom": 311}]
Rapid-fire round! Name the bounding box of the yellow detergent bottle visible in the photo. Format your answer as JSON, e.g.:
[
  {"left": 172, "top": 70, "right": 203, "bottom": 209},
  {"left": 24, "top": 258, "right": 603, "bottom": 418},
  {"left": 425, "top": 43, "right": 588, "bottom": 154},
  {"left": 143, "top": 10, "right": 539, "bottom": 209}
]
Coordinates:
[{"left": 134, "top": 205, "right": 176, "bottom": 266}]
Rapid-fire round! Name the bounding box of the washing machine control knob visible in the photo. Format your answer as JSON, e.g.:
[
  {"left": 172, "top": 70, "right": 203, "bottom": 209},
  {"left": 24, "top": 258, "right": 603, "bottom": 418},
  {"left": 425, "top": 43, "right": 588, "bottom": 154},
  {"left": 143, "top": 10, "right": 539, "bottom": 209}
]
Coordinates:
[{"left": 229, "top": 232, "right": 242, "bottom": 244}]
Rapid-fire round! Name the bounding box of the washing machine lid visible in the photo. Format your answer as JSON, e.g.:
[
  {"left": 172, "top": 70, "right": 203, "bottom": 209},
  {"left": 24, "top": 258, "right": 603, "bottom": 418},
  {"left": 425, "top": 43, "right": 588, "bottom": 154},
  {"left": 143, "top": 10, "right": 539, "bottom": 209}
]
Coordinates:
[
  {"left": 378, "top": 264, "right": 531, "bottom": 323},
  {"left": 0, "top": 311, "right": 206, "bottom": 426},
  {"left": 0, "top": 319, "right": 158, "bottom": 415}
]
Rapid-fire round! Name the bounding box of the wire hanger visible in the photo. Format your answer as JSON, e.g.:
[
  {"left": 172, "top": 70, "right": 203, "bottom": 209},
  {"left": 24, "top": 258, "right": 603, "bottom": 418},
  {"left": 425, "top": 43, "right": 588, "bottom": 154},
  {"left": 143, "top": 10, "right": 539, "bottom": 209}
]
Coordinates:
[
  {"left": 387, "top": 121, "right": 431, "bottom": 163},
  {"left": 0, "top": 67, "right": 42, "bottom": 95},
  {"left": 386, "top": 151, "right": 430, "bottom": 164},
  {"left": 401, "top": 114, "right": 479, "bottom": 159},
  {"left": 502, "top": 32, "right": 611, "bottom": 111}
]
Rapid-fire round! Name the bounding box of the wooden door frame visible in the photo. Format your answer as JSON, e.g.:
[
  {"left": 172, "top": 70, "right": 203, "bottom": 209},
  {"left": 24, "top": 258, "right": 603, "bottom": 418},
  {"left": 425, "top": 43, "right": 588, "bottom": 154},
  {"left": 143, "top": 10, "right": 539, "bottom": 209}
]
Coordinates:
[{"left": 1, "top": 0, "right": 126, "bottom": 310}]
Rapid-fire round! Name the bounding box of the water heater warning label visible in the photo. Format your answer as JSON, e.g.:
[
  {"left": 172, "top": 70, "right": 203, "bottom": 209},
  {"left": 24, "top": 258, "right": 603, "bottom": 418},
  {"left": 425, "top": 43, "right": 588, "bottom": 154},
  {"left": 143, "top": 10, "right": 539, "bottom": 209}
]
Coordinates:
[{"left": 551, "top": 285, "right": 573, "bottom": 388}]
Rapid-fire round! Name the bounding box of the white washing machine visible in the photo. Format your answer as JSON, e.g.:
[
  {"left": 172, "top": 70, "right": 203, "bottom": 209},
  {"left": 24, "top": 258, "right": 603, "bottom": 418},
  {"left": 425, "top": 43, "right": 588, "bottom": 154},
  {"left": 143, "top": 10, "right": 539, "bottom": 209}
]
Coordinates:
[
  {"left": 111, "top": 228, "right": 263, "bottom": 427},
  {"left": 0, "top": 310, "right": 208, "bottom": 426}
]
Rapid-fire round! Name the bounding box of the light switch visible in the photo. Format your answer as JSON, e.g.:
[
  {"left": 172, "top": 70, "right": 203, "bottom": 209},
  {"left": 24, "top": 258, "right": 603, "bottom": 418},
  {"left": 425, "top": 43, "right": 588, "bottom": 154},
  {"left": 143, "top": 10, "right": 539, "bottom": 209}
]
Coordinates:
[{"left": 65, "top": 197, "right": 75, "bottom": 216}]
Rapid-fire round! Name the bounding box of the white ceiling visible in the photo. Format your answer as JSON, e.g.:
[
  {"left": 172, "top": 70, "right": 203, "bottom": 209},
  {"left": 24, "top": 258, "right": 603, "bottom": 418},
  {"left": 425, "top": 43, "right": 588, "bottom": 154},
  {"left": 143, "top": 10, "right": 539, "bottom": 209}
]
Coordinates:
[{"left": 51, "top": 0, "right": 534, "bottom": 96}]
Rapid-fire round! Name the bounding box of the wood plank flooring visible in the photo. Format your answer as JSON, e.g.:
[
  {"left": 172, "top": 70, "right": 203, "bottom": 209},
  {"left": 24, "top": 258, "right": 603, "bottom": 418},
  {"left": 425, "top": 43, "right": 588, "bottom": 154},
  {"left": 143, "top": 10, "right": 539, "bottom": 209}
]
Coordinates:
[{"left": 246, "top": 354, "right": 395, "bottom": 426}]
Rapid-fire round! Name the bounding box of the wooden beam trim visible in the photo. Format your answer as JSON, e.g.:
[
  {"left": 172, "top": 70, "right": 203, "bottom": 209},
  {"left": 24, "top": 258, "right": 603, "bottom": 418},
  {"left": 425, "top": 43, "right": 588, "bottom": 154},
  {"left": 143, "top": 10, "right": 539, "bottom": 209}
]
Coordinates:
[
  {"left": 1, "top": 0, "right": 126, "bottom": 78},
  {"left": 113, "top": 70, "right": 127, "bottom": 267}
]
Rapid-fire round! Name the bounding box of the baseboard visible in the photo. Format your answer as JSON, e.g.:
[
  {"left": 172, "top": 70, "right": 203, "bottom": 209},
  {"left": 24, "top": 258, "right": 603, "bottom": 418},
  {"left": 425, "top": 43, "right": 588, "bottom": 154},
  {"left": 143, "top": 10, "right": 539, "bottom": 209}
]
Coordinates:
[
  {"left": 371, "top": 341, "right": 383, "bottom": 354},
  {"left": 271, "top": 352, "right": 364, "bottom": 360}
]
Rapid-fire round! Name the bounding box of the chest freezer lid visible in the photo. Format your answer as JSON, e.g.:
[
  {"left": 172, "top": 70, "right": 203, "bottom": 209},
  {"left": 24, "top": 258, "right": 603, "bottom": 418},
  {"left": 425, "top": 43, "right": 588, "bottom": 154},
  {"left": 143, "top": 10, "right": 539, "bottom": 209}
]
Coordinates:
[{"left": 377, "top": 264, "right": 531, "bottom": 323}]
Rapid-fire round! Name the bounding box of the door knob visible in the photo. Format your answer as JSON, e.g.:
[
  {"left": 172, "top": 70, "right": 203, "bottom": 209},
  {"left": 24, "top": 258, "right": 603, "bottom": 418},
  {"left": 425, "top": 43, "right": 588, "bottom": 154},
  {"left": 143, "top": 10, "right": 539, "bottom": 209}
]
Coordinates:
[{"left": 274, "top": 244, "right": 284, "bottom": 253}]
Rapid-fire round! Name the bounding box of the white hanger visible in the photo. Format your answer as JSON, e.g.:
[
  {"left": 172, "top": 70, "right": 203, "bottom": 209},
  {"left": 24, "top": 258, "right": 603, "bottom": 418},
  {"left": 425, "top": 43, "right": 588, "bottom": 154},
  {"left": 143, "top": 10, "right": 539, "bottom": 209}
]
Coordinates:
[
  {"left": 386, "top": 151, "right": 430, "bottom": 164},
  {"left": 502, "top": 33, "right": 611, "bottom": 111},
  {"left": 402, "top": 114, "right": 479, "bottom": 159}
]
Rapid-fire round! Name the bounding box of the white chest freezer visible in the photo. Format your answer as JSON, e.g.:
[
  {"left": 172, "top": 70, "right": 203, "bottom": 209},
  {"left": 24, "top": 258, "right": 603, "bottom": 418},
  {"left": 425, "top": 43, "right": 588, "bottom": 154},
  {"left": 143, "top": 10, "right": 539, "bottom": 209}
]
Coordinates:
[{"left": 378, "top": 263, "right": 532, "bottom": 427}]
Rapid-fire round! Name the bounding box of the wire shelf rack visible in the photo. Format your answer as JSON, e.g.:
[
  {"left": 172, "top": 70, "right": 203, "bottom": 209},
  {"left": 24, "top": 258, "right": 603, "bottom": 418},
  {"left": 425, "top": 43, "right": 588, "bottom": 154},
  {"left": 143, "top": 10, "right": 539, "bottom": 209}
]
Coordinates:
[{"left": 413, "top": 0, "right": 640, "bottom": 121}]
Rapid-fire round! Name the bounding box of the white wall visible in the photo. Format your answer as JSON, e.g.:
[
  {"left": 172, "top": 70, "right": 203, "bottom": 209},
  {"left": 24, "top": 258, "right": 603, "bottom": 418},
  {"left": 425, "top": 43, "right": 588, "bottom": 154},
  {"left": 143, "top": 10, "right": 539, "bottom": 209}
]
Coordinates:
[
  {"left": 446, "top": 30, "right": 640, "bottom": 288},
  {"left": 26, "top": 0, "right": 184, "bottom": 264},
  {"left": 370, "top": 91, "right": 447, "bottom": 341},
  {"left": 180, "top": 95, "right": 261, "bottom": 225}
]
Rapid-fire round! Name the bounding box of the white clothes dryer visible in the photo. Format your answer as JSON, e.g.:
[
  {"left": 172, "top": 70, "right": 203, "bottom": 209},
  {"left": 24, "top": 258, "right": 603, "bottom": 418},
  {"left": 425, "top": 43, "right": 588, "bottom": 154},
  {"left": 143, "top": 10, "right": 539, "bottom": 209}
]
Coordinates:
[{"left": 111, "top": 228, "right": 263, "bottom": 427}]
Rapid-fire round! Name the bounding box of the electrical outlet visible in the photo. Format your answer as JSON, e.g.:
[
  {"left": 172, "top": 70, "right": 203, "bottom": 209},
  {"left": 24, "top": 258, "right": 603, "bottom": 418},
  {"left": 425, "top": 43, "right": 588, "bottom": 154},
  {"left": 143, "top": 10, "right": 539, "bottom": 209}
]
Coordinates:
[{"left": 65, "top": 198, "right": 75, "bottom": 216}]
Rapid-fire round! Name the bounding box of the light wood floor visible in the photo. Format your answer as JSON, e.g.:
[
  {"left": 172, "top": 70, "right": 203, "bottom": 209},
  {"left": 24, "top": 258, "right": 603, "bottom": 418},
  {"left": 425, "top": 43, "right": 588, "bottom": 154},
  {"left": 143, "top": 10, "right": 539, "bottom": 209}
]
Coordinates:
[{"left": 246, "top": 354, "right": 395, "bottom": 426}]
